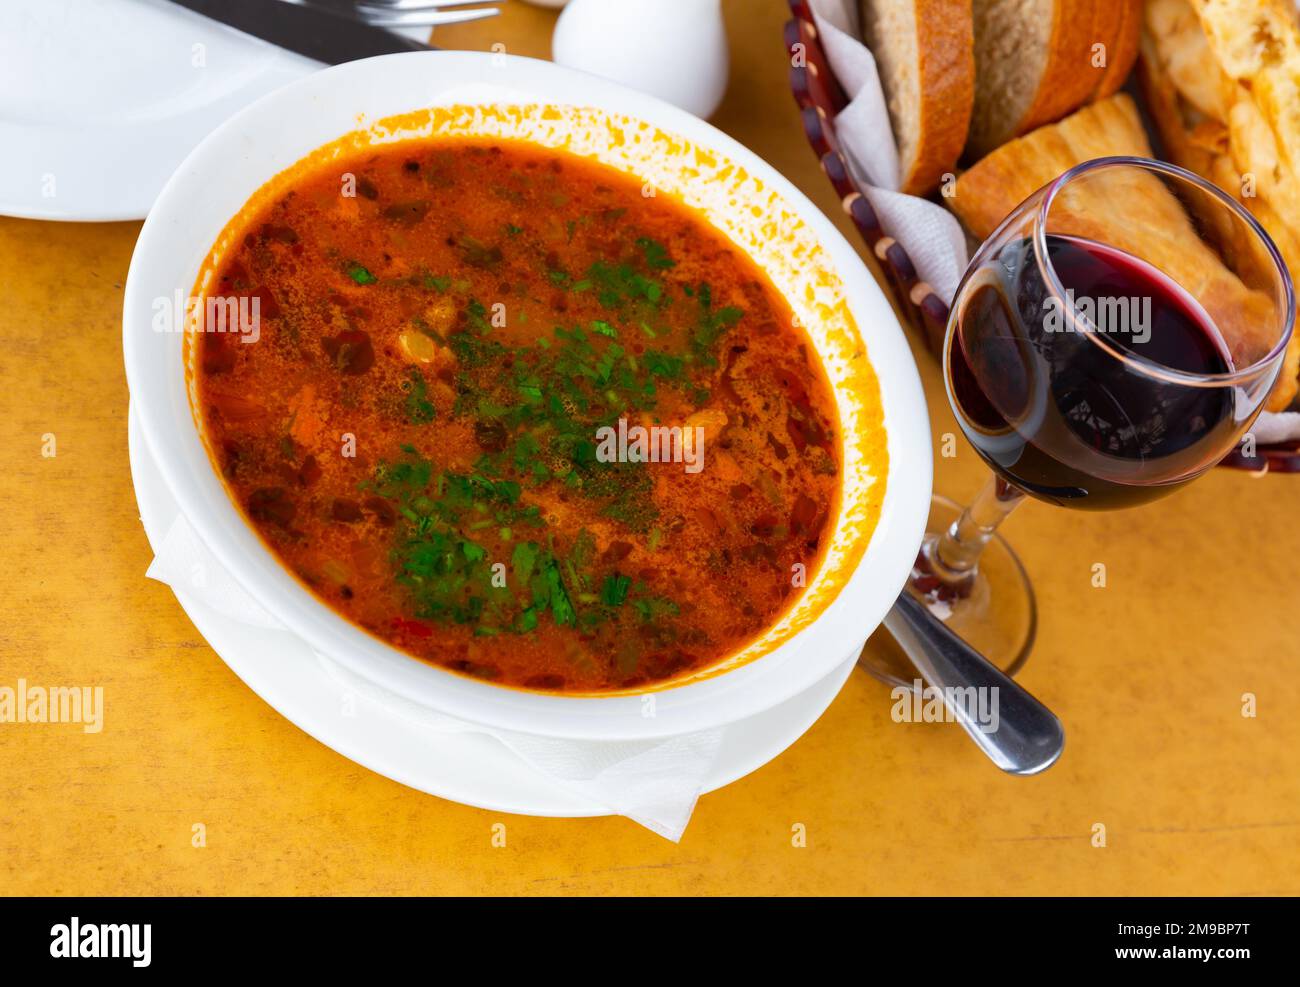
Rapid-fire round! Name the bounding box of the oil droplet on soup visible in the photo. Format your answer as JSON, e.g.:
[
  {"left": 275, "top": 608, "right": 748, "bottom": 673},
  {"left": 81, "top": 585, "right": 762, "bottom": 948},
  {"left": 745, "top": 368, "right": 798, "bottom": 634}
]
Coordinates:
[{"left": 194, "top": 138, "right": 841, "bottom": 692}]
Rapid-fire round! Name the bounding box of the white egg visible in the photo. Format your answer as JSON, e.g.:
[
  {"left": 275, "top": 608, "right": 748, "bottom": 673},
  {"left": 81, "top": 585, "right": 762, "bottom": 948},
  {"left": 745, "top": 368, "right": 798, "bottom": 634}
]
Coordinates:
[{"left": 551, "top": 0, "right": 729, "bottom": 119}]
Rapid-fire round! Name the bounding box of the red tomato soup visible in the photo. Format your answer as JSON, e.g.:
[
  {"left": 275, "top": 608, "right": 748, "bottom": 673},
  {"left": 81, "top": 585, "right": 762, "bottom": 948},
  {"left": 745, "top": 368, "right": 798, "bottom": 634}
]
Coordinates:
[{"left": 191, "top": 138, "right": 841, "bottom": 692}]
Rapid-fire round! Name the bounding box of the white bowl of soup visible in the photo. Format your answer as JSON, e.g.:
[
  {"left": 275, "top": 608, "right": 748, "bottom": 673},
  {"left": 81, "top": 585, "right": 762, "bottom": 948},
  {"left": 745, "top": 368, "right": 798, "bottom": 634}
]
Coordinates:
[{"left": 123, "top": 52, "right": 931, "bottom": 741}]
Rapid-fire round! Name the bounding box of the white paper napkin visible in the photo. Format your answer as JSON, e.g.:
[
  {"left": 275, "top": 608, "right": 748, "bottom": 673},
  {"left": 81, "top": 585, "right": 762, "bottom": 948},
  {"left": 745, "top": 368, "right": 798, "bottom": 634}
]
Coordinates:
[
  {"left": 807, "top": 0, "right": 1299, "bottom": 442},
  {"left": 146, "top": 513, "right": 724, "bottom": 841}
]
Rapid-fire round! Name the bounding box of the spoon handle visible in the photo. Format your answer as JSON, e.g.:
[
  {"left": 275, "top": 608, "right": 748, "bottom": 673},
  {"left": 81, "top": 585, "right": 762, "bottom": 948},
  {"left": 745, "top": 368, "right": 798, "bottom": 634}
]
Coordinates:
[{"left": 883, "top": 592, "right": 1065, "bottom": 775}]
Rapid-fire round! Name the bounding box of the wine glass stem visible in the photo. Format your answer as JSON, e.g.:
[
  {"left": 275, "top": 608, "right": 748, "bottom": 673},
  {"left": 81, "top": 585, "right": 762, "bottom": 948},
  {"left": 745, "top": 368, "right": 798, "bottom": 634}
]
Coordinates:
[{"left": 927, "top": 476, "right": 1026, "bottom": 583}]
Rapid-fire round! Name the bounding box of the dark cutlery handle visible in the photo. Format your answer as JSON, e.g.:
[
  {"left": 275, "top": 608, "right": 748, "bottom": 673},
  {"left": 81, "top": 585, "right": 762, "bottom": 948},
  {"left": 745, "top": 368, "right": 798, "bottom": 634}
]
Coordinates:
[{"left": 168, "top": 0, "right": 432, "bottom": 65}]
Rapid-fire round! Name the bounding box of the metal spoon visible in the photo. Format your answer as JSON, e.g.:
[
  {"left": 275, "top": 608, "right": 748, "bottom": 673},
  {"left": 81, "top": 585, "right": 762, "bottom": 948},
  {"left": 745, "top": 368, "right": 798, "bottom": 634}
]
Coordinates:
[{"left": 882, "top": 592, "right": 1065, "bottom": 775}]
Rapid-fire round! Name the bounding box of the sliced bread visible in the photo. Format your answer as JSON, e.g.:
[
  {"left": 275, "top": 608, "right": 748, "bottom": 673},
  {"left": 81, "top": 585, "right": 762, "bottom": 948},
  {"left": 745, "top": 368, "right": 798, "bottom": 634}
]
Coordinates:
[
  {"left": 1092, "top": 0, "right": 1143, "bottom": 99},
  {"left": 1074, "top": 0, "right": 1127, "bottom": 102},
  {"left": 966, "top": 0, "right": 1099, "bottom": 157},
  {"left": 858, "top": 0, "right": 975, "bottom": 194}
]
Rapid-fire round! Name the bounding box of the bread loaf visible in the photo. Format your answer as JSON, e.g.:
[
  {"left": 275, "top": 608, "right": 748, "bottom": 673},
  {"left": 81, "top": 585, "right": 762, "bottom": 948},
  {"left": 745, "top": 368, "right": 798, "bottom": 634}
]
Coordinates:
[
  {"left": 966, "top": 0, "right": 1099, "bottom": 156},
  {"left": 1137, "top": 0, "right": 1300, "bottom": 409},
  {"left": 857, "top": 0, "right": 975, "bottom": 194}
]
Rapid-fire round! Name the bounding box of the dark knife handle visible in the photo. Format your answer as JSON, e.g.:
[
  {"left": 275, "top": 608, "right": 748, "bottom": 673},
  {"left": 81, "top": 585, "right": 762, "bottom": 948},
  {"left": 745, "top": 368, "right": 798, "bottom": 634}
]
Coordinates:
[{"left": 168, "top": 0, "right": 432, "bottom": 65}]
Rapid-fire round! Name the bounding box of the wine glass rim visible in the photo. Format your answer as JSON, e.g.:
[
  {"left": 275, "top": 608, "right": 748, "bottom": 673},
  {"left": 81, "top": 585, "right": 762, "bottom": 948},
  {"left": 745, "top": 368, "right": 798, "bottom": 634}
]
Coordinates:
[{"left": 1032, "top": 154, "right": 1296, "bottom": 388}]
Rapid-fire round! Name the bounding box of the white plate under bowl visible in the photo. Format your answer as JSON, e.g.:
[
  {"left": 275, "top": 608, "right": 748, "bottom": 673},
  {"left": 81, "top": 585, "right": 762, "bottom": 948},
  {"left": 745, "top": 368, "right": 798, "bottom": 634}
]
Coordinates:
[{"left": 129, "top": 403, "right": 861, "bottom": 816}]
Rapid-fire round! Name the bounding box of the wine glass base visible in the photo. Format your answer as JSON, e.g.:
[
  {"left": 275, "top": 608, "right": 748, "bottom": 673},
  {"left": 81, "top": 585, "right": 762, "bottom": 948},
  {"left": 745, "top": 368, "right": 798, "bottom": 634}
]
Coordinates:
[{"left": 858, "top": 493, "right": 1037, "bottom": 691}]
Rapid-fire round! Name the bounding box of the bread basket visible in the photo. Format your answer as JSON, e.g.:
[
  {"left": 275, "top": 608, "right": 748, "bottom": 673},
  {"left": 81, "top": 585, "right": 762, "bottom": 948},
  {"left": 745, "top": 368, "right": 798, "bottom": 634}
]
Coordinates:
[{"left": 783, "top": 0, "right": 1300, "bottom": 473}]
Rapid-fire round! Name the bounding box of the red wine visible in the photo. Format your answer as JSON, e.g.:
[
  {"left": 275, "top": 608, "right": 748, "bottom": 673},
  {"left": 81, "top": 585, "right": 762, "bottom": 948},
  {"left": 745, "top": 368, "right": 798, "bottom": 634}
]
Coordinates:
[{"left": 948, "top": 235, "right": 1239, "bottom": 509}]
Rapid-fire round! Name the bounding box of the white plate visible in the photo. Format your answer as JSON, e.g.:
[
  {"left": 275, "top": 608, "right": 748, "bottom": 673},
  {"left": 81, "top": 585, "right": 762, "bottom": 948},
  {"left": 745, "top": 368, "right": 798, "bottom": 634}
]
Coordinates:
[
  {"left": 0, "top": 0, "right": 423, "bottom": 221},
  {"left": 128, "top": 403, "right": 861, "bottom": 816}
]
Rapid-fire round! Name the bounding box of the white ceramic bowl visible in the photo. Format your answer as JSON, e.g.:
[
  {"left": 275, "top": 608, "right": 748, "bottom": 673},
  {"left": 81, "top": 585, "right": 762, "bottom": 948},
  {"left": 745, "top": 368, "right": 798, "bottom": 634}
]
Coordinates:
[{"left": 123, "top": 51, "right": 931, "bottom": 742}]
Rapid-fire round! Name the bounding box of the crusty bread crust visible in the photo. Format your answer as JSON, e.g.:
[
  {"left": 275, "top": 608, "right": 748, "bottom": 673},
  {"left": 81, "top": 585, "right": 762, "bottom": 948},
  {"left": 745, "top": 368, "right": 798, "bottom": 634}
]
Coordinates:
[
  {"left": 903, "top": 0, "right": 976, "bottom": 194},
  {"left": 1018, "top": 0, "right": 1103, "bottom": 133},
  {"left": 1094, "top": 0, "right": 1142, "bottom": 98},
  {"left": 953, "top": 94, "right": 1152, "bottom": 239},
  {"left": 1084, "top": 0, "right": 1123, "bottom": 101},
  {"left": 967, "top": 0, "right": 1110, "bottom": 157}
]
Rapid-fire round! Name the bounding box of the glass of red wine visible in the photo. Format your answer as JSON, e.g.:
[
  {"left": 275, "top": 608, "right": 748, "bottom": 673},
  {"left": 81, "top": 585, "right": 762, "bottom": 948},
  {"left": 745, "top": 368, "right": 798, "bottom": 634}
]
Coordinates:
[{"left": 893, "top": 156, "right": 1294, "bottom": 677}]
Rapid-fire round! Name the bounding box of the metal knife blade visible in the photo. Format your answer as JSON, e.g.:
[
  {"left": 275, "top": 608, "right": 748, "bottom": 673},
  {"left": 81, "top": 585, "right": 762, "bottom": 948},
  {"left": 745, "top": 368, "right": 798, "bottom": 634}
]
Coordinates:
[{"left": 166, "top": 0, "right": 432, "bottom": 65}]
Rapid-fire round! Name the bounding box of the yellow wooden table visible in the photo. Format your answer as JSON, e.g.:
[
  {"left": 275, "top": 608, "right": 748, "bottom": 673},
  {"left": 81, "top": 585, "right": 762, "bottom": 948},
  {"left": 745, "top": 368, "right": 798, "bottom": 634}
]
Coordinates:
[{"left": 3, "top": 1, "right": 1298, "bottom": 896}]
